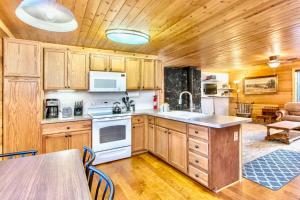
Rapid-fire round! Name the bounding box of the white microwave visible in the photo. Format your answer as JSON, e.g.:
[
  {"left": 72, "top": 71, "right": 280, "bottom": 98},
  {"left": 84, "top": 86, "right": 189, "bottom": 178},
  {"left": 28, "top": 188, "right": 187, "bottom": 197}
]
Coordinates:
[{"left": 89, "top": 71, "right": 126, "bottom": 92}]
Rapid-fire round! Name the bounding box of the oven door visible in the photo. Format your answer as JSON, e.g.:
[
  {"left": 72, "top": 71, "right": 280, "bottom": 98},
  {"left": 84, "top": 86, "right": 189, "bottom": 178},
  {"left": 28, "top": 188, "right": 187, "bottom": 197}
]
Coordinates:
[{"left": 92, "top": 116, "right": 131, "bottom": 152}]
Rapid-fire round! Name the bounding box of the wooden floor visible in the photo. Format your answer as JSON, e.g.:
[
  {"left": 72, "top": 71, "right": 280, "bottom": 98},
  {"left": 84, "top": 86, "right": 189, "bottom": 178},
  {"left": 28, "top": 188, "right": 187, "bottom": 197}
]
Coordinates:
[{"left": 97, "top": 153, "right": 300, "bottom": 200}]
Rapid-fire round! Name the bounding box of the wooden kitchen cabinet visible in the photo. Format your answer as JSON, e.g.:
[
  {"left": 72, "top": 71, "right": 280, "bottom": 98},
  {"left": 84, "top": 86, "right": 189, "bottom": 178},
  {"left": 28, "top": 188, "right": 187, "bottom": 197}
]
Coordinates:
[
  {"left": 44, "top": 48, "right": 68, "bottom": 90},
  {"left": 44, "top": 48, "right": 89, "bottom": 90},
  {"left": 155, "top": 60, "right": 163, "bottom": 90},
  {"left": 90, "top": 53, "right": 109, "bottom": 71},
  {"left": 42, "top": 133, "right": 69, "bottom": 153},
  {"left": 155, "top": 125, "right": 169, "bottom": 161},
  {"left": 4, "top": 38, "right": 40, "bottom": 77},
  {"left": 148, "top": 123, "right": 155, "bottom": 153},
  {"left": 132, "top": 123, "right": 145, "bottom": 152},
  {"left": 169, "top": 130, "right": 187, "bottom": 173},
  {"left": 42, "top": 120, "right": 91, "bottom": 154},
  {"left": 110, "top": 55, "right": 125, "bottom": 72},
  {"left": 142, "top": 59, "right": 155, "bottom": 89},
  {"left": 125, "top": 57, "right": 141, "bottom": 90},
  {"left": 68, "top": 51, "right": 89, "bottom": 89},
  {"left": 3, "top": 77, "right": 41, "bottom": 153}
]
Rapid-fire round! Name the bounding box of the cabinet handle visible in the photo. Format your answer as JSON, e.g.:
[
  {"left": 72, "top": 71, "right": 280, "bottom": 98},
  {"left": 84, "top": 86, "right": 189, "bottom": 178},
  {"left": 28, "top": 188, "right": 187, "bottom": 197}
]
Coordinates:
[
  {"left": 133, "top": 126, "right": 135, "bottom": 129},
  {"left": 66, "top": 127, "right": 70, "bottom": 130},
  {"left": 164, "top": 131, "right": 168, "bottom": 133},
  {"left": 195, "top": 174, "right": 199, "bottom": 178},
  {"left": 195, "top": 131, "right": 198, "bottom": 134},
  {"left": 195, "top": 160, "right": 199, "bottom": 163},
  {"left": 195, "top": 145, "right": 199, "bottom": 149}
]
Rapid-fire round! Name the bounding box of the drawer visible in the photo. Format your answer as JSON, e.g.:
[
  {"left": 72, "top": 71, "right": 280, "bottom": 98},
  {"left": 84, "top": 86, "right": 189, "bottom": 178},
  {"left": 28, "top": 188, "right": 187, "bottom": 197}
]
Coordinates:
[
  {"left": 188, "top": 124, "right": 208, "bottom": 140},
  {"left": 155, "top": 117, "right": 186, "bottom": 133},
  {"left": 189, "top": 151, "right": 208, "bottom": 171},
  {"left": 189, "top": 165, "right": 208, "bottom": 186},
  {"left": 42, "top": 120, "right": 91, "bottom": 135},
  {"left": 148, "top": 116, "right": 155, "bottom": 124},
  {"left": 189, "top": 138, "right": 208, "bottom": 156},
  {"left": 132, "top": 115, "right": 145, "bottom": 124}
]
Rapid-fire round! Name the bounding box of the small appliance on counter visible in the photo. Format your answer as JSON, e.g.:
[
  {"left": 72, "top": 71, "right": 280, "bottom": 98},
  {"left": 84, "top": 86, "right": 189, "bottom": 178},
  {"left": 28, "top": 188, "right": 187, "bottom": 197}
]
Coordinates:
[
  {"left": 62, "top": 107, "right": 73, "bottom": 118},
  {"left": 45, "top": 99, "right": 59, "bottom": 119},
  {"left": 74, "top": 101, "right": 83, "bottom": 116}
]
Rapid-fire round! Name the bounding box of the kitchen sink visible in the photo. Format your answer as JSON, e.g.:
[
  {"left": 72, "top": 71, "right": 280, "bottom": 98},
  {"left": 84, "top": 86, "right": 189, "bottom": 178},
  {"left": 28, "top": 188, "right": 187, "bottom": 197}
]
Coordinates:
[{"left": 158, "top": 111, "right": 210, "bottom": 120}]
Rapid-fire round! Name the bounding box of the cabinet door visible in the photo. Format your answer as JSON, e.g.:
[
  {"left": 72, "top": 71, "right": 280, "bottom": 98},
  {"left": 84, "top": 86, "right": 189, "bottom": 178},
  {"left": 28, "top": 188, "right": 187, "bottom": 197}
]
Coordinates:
[
  {"left": 42, "top": 133, "right": 69, "bottom": 153},
  {"left": 68, "top": 51, "right": 89, "bottom": 89},
  {"left": 132, "top": 123, "right": 145, "bottom": 153},
  {"left": 148, "top": 124, "right": 155, "bottom": 153},
  {"left": 110, "top": 56, "right": 125, "bottom": 72},
  {"left": 3, "top": 77, "right": 41, "bottom": 153},
  {"left": 155, "top": 126, "right": 169, "bottom": 161},
  {"left": 44, "top": 48, "right": 67, "bottom": 90},
  {"left": 4, "top": 38, "right": 40, "bottom": 77},
  {"left": 125, "top": 58, "right": 141, "bottom": 90},
  {"left": 90, "top": 53, "right": 109, "bottom": 71},
  {"left": 169, "top": 130, "right": 187, "bottom": 173},
  {"left": 142, "top": 59, "right": 155, "bottom": 89},
  {"left": 69, "top": 130, "right": 91, "bottom": 155},
  {"left": 155, "top": 60, "right": 163, "bottom": 90}
]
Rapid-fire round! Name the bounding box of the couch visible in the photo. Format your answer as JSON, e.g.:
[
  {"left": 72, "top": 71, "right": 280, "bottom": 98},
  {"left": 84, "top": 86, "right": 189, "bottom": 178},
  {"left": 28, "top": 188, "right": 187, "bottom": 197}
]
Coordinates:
[{"left": 276, "top": 102, "right": 300, "bottom": 122}]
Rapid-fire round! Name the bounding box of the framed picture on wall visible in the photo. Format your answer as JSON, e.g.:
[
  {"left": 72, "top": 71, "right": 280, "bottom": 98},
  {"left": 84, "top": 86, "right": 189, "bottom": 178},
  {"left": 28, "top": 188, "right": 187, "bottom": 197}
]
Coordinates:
[{"left": 243, "top": 75, "right": 278, "bottom": 95}]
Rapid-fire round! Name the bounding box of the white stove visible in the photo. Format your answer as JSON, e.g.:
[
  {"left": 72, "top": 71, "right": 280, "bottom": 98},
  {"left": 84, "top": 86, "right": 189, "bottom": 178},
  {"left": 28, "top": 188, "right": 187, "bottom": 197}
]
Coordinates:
[{"left": 88, "top": 107, "right": 132, "bottom": 165}]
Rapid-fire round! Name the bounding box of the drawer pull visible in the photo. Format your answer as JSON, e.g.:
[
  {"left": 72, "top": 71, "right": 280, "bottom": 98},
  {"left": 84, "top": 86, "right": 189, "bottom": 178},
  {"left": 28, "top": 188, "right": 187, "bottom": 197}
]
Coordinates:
[
  {"left": 195, "top": 174, "right": 199, "bottom": 178},
  {"left": 164, "top": 131, "right": 168, "bottom": 133},
  {"left": 195, "top": 160, "right": 199, "bottom": 163},
  {"left": 133, "top": 126, "right": 135, "bottom": 129},
  {"left": 66, "top": 127, "right": 70, "bottom": 130},
  {"left": 195, "top": 145, "right": 199, "bottom": 149},
  {"left": 195, "top": 131, "right": 198, "bottom": 134}
]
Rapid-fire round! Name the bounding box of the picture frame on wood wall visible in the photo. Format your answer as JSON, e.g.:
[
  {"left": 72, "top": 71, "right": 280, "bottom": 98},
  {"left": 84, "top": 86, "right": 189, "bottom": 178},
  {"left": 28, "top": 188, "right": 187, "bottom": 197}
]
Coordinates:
[{"left": 243, "top": 75, "right": 278, "bottom": 95}]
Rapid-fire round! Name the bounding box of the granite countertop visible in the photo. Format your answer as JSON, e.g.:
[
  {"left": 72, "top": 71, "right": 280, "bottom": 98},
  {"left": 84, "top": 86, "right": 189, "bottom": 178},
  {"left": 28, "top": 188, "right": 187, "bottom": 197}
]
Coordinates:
[
  {"left": 41, "top": 115, "right": 92, "bottom": 124},
  {"left": 41, "top": 109, "right": 251, "bottom": 128}
]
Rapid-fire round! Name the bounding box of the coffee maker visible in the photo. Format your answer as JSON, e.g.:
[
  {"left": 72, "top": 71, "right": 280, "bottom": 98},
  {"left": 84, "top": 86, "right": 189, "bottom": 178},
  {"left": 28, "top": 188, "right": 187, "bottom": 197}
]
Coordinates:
[{"left": 45, "top": 99, "right": 59, "bottom": 118}]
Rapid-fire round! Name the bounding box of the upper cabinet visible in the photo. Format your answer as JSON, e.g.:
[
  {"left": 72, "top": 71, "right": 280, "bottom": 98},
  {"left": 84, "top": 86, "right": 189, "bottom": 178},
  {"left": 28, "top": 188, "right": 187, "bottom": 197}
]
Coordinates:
[
  {"left": 68, "top": 51, "right": 89, "bottom": 89},
  {"left": 44, "top": 48, "right": 89, "bottom": 90},
  {"left": 142, "top": 59, "right": 155, "bottom": 90},
  {"left": 90, "top": 53, "right": 125, "bottom": 72},
  {"left": 125, "top": 57, "right": 141, "bottom": 90},
  {"left": 4, "top": 38, "right": 40, "bottom": 77}
]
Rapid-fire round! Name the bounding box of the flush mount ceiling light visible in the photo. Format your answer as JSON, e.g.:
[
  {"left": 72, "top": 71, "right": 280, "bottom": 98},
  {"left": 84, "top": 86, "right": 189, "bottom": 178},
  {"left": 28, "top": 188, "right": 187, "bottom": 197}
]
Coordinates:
[
  {"left": 15, "top": 0, "right": 78, "bottom": 32},
  {"left": 106, "top": 29, "right": 150, "bottom": 45},
  {"left": 267, "top": 55, "right": 281, "bottom": 68}
]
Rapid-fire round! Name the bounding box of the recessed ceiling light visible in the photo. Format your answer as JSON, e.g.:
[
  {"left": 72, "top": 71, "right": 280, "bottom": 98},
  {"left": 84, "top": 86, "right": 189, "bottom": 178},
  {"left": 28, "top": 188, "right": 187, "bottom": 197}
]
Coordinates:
[
  {"left": 15, "top": 0, "right": 78, "bottom": 32},
  {"left": 106, "top": 29, "right": 150, "bottom": 45}
]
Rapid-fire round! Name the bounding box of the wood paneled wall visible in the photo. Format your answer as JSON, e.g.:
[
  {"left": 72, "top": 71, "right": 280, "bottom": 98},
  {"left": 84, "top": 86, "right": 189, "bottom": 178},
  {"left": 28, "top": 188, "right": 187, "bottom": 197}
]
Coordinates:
[
  {"left": 0, "top": 32, "right": 6, "bottom": 154},
  {"left": 228, "top": 63, "right": 297, "bottom": 117}
]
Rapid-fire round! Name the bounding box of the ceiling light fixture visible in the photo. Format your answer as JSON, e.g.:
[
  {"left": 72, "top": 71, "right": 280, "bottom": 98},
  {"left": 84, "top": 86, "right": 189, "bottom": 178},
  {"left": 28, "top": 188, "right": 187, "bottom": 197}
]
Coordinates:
[
  {"left": 15, "top": 0, "right": 78, "bottom": 32},
  {"left": 267, "top": 55, "right": 281, "bottom": 68},
  {"left": 106, "top": 29, "right": 150, "bottom": 45}
]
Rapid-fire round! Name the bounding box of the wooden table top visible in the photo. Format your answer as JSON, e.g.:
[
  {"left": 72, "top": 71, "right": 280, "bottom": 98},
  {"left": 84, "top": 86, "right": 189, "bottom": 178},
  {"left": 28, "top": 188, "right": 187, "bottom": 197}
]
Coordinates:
[
  {"left": 267, "top": 121, "right": 300, "bottom": 130},
  {"left": 0, "top": 149, "right": 91, "bottom": 200}
]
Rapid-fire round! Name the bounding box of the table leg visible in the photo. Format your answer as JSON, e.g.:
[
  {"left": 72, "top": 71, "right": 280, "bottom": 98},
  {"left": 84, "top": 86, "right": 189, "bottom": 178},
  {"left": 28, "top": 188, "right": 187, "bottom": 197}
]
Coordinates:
[
  {"left": 266, "top": 127, "right": 271, "bottom": 140},
  {"left": 285, "top": 130, "right": 290, "bottom": 144}
]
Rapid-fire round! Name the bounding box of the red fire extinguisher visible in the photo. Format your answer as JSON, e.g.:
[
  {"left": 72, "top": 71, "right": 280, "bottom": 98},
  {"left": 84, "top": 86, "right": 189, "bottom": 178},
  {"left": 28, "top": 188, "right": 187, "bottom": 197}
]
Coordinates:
[{"left": 153, "top": 95, "right": 158, "bottom": 110}]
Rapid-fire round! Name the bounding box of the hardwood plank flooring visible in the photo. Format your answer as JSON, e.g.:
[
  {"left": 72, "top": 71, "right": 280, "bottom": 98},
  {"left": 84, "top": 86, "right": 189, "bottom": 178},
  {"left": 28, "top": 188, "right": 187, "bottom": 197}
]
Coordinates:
[{"left": 97, "top": 153, "right": 300, "bottom": 200}]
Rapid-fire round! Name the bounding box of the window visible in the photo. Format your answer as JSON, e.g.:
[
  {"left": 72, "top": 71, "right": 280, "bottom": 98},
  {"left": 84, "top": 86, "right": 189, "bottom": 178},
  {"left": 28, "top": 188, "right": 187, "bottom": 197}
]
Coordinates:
[{"left": 294, "top": 70, "right": 300, "bottom": 101}]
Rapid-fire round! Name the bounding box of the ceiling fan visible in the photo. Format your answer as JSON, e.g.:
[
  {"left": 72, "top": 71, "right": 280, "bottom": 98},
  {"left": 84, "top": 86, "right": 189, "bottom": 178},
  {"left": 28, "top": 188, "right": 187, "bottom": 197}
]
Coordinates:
[{"left": 252, "top": 55, "right": 300, "bottom": 68}]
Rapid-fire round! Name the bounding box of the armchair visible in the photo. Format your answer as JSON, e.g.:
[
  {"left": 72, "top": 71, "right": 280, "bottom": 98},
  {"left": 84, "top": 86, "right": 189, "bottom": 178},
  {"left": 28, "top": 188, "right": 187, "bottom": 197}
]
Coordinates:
[{"left": 276, "top": 102, "right": 300, "bottom": 122}]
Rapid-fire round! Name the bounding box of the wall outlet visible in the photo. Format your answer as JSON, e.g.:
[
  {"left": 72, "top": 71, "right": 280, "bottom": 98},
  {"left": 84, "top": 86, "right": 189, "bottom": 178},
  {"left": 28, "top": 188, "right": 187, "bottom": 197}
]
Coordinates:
[{"left": 234, "top": 131, "right": 239, "bottom": 141}]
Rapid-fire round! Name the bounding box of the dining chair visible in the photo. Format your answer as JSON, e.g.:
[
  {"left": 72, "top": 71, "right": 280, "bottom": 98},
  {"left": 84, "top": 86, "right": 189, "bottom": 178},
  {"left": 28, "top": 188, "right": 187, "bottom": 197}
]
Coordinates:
[
  {"left": 88, "top": 166, "right": 115, "bottom": 200},
  {"left": 83, "top": 146, "right": 96, "bottom": 177},
  {"left": 0, "top": 150, "right": 37, "bottom": 159}
]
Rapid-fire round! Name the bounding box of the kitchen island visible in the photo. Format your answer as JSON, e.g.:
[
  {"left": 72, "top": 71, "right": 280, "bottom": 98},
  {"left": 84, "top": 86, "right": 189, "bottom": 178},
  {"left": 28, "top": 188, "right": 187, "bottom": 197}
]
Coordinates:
[{"left": 131, "top": 110, "right": 251, "bottom": 192}]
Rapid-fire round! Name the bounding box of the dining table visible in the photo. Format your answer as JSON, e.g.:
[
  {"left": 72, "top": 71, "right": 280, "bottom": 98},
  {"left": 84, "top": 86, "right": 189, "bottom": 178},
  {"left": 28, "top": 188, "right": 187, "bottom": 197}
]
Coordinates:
[{"left": 0, "top": 149, "right": 91, "bottom": 200}]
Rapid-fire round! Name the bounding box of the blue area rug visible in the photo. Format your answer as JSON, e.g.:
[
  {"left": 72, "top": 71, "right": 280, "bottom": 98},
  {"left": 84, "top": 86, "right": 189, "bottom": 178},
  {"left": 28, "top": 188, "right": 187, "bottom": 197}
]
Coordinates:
[{"left": 243, "top": 149, "right": 300, "bottom": 190}]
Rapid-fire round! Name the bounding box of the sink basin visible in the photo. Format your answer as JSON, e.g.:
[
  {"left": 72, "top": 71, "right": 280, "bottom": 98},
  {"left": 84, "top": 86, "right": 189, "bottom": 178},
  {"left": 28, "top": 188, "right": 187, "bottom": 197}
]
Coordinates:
[{"left": 158, "top": 111, "right": 210, "bottom": 120}]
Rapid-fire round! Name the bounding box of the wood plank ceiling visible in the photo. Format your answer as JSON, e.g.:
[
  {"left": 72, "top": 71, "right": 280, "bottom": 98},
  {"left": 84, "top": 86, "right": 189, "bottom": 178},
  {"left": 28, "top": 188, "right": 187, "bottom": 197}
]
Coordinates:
[{"left": 1, "top": 0, "right": 300, "bottom": 70}]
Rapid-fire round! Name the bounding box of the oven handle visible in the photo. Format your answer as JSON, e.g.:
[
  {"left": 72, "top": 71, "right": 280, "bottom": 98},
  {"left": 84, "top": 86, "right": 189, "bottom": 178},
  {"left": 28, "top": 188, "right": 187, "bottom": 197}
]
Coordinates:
[{"left": 93, "top": 116, "right": 131, "bottom": 122}]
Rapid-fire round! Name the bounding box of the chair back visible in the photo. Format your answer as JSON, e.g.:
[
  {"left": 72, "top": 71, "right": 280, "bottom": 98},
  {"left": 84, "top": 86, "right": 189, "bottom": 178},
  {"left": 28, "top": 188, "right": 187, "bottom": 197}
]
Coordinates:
[
  {"left": 0, "top": 150, "right": 37, "bottom": 159},
  {"left": 236, "top": 102, "right": 253, "bottom": 117},
  {"left": 83, "top": 146, "right": 96, "bottom": 177},
  {"left": 88, "top": 166, "right": 114, "bottom": 200}
]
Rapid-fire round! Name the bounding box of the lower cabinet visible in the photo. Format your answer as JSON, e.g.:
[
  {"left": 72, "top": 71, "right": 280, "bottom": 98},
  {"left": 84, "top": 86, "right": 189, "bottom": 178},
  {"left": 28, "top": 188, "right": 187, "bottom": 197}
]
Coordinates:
[
  {"left": 42, "top": 120, "right": 91, "bottom": 155},
  {"left": 132, "top": 123, "right": 145, "bottom": 152},
  {"left": 155, "top": 125, "right": 187, "bottom": 173},
  {"left": 148, "top": 123, "right": 155, "bottom": 153}
]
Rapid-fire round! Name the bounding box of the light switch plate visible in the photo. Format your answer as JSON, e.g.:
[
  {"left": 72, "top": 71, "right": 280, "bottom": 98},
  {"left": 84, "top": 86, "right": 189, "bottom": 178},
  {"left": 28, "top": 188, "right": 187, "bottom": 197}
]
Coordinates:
[{"left": 234, "top": 131, "right": 239, "bottom": 141}]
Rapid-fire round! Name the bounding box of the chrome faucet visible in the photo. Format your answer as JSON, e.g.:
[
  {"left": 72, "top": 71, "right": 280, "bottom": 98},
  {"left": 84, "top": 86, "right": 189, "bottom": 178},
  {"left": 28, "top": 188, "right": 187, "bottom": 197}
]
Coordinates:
[{"left": 178, "top": 91, "right": 194, "bottom": 112}]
